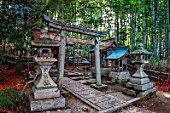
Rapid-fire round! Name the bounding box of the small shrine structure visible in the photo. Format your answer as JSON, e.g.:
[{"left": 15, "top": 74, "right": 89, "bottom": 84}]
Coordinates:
[
  {"left": 105, "top": 46, "right": 131, "bottom": 83},
  {"left": 122, "top": 43, "right": 156, "bottom": 97}
]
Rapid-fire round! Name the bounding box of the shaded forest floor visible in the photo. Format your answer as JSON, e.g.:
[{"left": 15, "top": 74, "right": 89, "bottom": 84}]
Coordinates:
[{"left": 0, "top": 65, "right": 170, "bottom": 113}]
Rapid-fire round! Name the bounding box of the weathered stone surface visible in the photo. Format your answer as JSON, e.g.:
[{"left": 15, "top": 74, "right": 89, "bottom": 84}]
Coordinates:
[
  {"left": 81, "top": 92, "right": 105, "bottom": 99},
  {"left": 70, "top": 76, "right": 82, "bottom": 80},
  {"left": 118, "top": 106, "right": 155, "bottom": 113},
  {"left": 32, "top": 86, "right": 60, "bottom": 99},
  {"left": 88, "top": 95, "right": 110, "bottom": 104},
  {"left": 34, "top": 64, "right": 58, "bottom": 89},
  {"left": 110, "top": 92, "right": 134, "bottom": 101},
  {"left": 126, "top": 82, "right": 153, "bottom": 91},
  {"left": 122, "top": 88, "right": 137, "bottom": 97},
  {"left": 92, "top": 67, "right": 112, "bottom": 75},
  {"left": 30, "top": 95, "right": 65, "bottom": 112},
  {"left": 91, "top": 84, "right": 107, "bottom": 91},
  {"left": 137, "top": 87, "right": 157, "bottom": 97},
  {"left": 78, "top": 89, "right": 100, "bottom": 95},
  {"left": 27, "top": 107, "right": 71, "bottom": 113},
  {"left": 96, "top": 97, "right": 123, "bottom": 109},
  {"left": 122, "top": 87, "right": 157, "bottom": 97},
  {"left": 49, "top": 68, "right": 57, "bottom": 76},
  {"left": 109, "top": 71, "right": 130, "bottom": 80},
  {"left": 130, "top": 77, "right": 150, "bottom": 85},
  {"left": 79, "top": 79, "right": 96, "bottom": 84},
  {"left": 132, "top": 67, "right": 148, "bottom": 78}
]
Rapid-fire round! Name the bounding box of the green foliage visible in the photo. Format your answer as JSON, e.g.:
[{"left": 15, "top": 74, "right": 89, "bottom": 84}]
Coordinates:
[
  {"left": 0, "top": 48, "right": 5, "bottom": 69},
  {"left": 0, "top": 88, "right": 26, "bottom": 111},
  {"left": 0, "top": 0, "right": 47, "bottom": 55},
  {"left": 14, "top": 57, "right": 27, "bottom": 74}
]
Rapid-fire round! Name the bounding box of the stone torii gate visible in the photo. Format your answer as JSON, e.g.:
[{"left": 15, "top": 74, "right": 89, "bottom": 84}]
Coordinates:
[{"left": 43, "top": 14, "right": 109, "bottom": 90}]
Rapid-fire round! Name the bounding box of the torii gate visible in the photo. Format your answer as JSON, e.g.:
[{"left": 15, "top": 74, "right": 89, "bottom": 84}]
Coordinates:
[{"left": 43, "top": 14, "right": 109, "bottom": 90}]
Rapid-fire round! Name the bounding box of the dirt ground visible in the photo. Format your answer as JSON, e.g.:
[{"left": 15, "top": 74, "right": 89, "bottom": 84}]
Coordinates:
[{"left": 0, "top": 69, "right": 170, "bottom": 113}]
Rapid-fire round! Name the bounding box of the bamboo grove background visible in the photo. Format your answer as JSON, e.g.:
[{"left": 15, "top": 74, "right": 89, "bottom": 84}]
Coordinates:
[
  {"left": 45, "top": 0, "right": 170, "bottom": 61},
  {"left": 1, "top": 0, "right": 170, "bottom": 61}
]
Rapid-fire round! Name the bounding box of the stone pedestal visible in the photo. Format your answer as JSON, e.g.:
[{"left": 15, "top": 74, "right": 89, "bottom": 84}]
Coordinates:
[
  {"left": 123, "top": 64, "right": 156, "bottom": 97},
  {"left": 109, "top": 71, "right": 130, "bottom": 84},
  {"left": 30, "top": 94, "right": 65, "bottom": 111},
  {"left": 29, "top": 57, "right": 70, "bottom": 113}
]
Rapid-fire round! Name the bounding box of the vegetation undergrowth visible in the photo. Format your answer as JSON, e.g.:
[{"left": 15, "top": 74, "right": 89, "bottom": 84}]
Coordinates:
[{"left": 0, "top": 88, "right": 26, "bottom": 113}]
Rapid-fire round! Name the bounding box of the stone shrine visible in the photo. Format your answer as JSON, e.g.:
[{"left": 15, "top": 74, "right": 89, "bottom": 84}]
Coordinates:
[
  {"left": 122, "top": 43, "right": 156, "bottom": 97},
  {"left": 29, "top": 29, "right": 70, "bottom": 112}
]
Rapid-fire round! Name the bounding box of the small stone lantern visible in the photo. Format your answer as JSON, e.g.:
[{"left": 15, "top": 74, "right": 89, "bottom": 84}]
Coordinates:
[{"left": 122, "top": 43, "right": 156, "bottom": 97}]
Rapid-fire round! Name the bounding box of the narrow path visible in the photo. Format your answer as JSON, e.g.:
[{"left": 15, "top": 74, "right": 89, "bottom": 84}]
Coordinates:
[{"left": 63, "top": 77, "right": 155, "bottom": 113}]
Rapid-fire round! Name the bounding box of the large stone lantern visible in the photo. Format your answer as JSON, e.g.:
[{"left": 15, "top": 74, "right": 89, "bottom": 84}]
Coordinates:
[
  {"left": 122, "top": 43, "right": 156, "bottom": 97},
  {"left": 29, "top": 29, "right": 70, "bottom": 112}
]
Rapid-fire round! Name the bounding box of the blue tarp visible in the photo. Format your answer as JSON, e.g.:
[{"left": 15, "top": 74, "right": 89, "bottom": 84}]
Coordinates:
[{"left": 105, "top": 46, "right": 129, "bottom": 60}]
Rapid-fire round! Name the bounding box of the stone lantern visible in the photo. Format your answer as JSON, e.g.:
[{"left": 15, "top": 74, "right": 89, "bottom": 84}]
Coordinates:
[
  {"left": 122, "top": 43, "right": 156, "bottom": 97},
  {"left": 29, "top": 29, "right": 71, "bottom": 112}
]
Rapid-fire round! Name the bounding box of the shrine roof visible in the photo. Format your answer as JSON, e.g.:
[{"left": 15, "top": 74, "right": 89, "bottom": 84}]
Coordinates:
[
  {"left": 105, "top": 46, "right": 129, "bottom": 60},
  {"left": 90, "top": 38, "right": 117, "bottom": 52}
]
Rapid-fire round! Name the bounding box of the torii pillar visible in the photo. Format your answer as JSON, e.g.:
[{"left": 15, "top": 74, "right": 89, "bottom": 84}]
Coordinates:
[
  {"left": 91, "top": 37, "right": 107, "bottom": 90},
  {"left": 57, "top": 30, "right": 66, "bottom": 91}
]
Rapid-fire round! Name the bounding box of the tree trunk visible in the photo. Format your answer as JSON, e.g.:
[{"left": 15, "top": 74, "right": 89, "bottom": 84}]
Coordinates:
[
  {"left": 151, "top": 0, "right": 155, "bottom": 53},
  {"left": 130, "top": 13, "right": 135, "bottom": 50},
  {"left": 167, "top": 0, "right": 170, "bottom": 65},
  {"left": 136, "top": 11, "right": 140, "bottom": 48}
]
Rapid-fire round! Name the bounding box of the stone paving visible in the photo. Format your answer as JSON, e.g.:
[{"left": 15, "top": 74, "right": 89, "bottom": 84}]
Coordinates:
[
  {"left": 63, "top": 77, "right": 155, "bottom": 113},
  {"left": 64, "top": 77, "right": 125, "bottom": 110}
]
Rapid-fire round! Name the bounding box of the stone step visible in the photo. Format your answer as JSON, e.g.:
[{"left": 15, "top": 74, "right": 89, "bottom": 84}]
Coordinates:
[{"left": 30, "top": 94, "right": 65, "bottom": 112}]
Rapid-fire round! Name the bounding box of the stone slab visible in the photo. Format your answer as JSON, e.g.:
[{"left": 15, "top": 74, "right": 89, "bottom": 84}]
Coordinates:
[
  {"left": 126, "top": 82, "right": 153, "bottom": 91},
  {"left": 109, "top": 71, "right": 130, "bottom": 80},
  {"left": 122, "top": 87, "right": 157, "bottom": 97},
  {"left": 88, "top": 95, "right": 110, "bottom": 104},
  {"left": 91, "top": 67, "right": 112, "bottom": 75},
  {"left": 30, "top": 95, "right": 65, "bottom": 112},
  {"left": 91, "top": 84, "right": 107, "bottom": 91},
  {"left": 77, "top": 89, "right": 100, "bottom": 95},
  {"left": 71, "top": 86, "right": 92, "bottom": 92},
  {"left": 81, "top": 92, "right": 105, "bottom": 99},
  {"left": 137, "top": 87, "right": 157, "bottom": 97},
  {"left": 130, "top": 77, "right": 150, "bottom": 85},
  {"left": 70, "top": 76, "right": 82, "bottom": 80},
  {"left": 109, "top": 92, "right": 134, "bottom": 101},
  {"left": 122, "top": 88, "right": 137, "bottom": 97},
  {"left": 96, "top": 97, "right": 123, "bottom": 109},
  {"left": 86, "top": 79, "right": 96, "bottom": 84},
  {"left": 79, "top": 79, "right": 96, "bottom": 84},
  {"left": 32, "top": 86, "right": 60, "bottom": 99}
]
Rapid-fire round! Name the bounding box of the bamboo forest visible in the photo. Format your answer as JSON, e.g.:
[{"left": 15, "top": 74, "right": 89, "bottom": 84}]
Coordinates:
[{"left": 0, "top": 0, "right": 170, "bottom": 113}]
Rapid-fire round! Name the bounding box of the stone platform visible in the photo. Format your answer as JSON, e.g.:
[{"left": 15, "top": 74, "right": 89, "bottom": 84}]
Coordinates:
[
  {"left": 63, "top": 77, "right": 155, "bottom": 112},
  {"left": 109, "top": 71, "right": 130, "bottom": 84},
  {"left": 32, "top": 86, "right": 60, "bottom": 99},
  {"left": 29, "top": 94, "right": 65, "bottom": 112}
]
